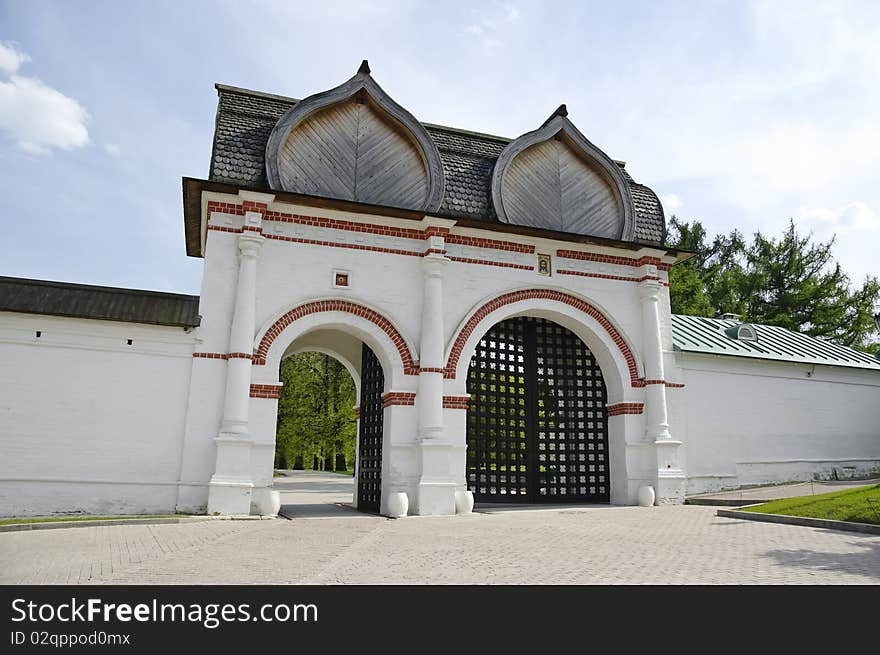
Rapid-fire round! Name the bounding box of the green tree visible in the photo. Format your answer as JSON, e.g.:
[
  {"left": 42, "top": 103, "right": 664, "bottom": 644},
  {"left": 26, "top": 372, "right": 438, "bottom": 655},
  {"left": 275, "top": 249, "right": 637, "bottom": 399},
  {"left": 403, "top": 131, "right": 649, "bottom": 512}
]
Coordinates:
[
  {"left": 667, "top": 217, "right": 880, "bottom": 350},
  {"left": 274, "top": 352, "right": 357, "bottom": 472}
]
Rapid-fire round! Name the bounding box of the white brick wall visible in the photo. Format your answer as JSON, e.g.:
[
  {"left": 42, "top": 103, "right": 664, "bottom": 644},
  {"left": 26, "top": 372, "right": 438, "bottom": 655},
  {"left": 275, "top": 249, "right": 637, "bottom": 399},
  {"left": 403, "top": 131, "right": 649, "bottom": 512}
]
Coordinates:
[{"left": 0, "top": 313, "right": 196, "bottom": 516}]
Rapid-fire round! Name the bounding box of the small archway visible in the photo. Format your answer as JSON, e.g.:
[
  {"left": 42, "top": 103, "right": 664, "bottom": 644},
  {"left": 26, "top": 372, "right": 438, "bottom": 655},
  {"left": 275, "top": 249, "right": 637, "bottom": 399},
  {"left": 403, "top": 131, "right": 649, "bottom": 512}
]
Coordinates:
[
  {"left": 466, "top": 315, "right": 610, "bottom": 503},
  {"left": 268, "top": 333, "right": 388, "bottom": 516},
  {"left": 249, "top": 300, "right": 416, "bottom": 516}
]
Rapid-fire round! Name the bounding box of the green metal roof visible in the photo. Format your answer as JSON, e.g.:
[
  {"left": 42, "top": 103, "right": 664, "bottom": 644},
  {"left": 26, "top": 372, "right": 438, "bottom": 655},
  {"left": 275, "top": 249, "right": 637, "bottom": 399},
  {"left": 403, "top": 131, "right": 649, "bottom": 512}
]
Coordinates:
[{"left": 671, "top": 314, "right": 880, "bottom": 371}]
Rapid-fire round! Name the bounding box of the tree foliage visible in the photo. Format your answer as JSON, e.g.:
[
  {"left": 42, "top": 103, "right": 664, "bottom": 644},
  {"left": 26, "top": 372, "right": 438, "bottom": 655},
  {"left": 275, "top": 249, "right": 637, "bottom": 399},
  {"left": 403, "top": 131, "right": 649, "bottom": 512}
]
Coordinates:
[
  {"left": 274, "top": 352, "right": 357, "bottom": 472},
  {"left": 667, "top": 217, "right": 880, "bottom": 351}
]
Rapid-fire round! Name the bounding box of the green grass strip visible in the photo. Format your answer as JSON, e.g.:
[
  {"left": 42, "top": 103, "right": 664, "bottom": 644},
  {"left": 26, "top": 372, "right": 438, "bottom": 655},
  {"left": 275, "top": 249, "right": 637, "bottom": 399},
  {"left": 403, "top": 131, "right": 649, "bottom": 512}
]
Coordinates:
[
  {"left": 0, "top": 515, "right": 184, "bottom": 526},
  {"left": 741, "top": 484, "right": 880, "bottom": 525}
]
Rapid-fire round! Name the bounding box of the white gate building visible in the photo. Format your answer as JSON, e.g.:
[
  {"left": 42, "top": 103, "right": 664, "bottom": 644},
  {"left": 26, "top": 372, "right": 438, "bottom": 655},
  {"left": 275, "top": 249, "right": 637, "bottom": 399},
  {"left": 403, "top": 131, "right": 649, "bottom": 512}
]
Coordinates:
[{"left": 1, "top": 63, "right": 878, "bottom": 518}]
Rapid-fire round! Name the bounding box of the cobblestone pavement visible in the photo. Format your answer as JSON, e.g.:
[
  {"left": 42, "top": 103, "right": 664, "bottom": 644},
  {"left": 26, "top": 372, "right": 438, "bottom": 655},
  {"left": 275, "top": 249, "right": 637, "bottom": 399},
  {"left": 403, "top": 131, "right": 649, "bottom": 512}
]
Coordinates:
[{"left": 2, "top": 505, "right": 879, "bottom": 584}]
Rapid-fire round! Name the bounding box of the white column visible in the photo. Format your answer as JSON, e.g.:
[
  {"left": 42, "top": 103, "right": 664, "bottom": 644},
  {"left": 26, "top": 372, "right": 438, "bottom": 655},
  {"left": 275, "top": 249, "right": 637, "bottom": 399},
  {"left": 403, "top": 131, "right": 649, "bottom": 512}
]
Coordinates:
[
  {"left": 207, "top": 211, "right": 264, "bottom": 515},
  {"left": 415, "top": 236, "right": 456, "bottom": 515},
  {"left": 638, "top": 269, "right": 686, "bottom": 504},
  {"left": 638, "top": 278, "right": 671, "bottom": 441}
]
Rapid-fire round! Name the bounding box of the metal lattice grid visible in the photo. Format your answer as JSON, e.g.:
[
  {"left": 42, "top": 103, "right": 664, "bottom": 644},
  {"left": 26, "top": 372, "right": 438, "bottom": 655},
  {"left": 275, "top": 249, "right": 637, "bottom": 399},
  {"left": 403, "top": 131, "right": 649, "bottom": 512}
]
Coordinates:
[
  {"left": 466, "top": 316, "right": 609, "bottom": 503},
  {"left": 357, "top": 344, "right": 384, "bottom": 513}
]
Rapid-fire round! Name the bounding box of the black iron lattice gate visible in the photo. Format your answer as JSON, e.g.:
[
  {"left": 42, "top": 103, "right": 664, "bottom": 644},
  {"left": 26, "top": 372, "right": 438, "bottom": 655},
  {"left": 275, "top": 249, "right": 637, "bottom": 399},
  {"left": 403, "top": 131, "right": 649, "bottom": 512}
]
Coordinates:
[
  {"left": 466, "top": 316, "right": 610, "bottom": 503},
  {"left": 356, "top": 344, "right": 384, "bottom": 513}
]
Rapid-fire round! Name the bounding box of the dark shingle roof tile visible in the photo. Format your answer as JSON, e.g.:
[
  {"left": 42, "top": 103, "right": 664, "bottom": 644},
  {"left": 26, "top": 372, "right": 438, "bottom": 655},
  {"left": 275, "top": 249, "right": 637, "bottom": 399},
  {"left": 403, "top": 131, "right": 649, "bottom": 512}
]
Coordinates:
[{"left": 209, "top": 85, "right": 666, "bottom": 245}]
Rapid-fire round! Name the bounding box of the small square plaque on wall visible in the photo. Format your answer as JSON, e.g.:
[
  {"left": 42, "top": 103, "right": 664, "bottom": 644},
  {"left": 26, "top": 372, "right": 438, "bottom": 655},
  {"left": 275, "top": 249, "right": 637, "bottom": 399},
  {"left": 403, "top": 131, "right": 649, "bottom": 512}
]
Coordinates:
[
  {"left": 537, "top": 254, "right": 552, "bottom": 276},
  {"left": 333, "top": 271, "right": 350, "bottom": 288}
]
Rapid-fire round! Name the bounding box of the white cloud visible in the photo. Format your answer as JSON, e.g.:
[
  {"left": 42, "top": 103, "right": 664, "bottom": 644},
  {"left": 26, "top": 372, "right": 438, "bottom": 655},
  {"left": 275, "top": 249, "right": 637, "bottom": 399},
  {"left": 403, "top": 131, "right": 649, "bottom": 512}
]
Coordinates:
[
  {"left": 799, "top": 202, "right": 880, "bottom": 235},
  {"left": 660, "top": 193, "right": 683, "bottom": 214},
  {"left": 104, "top": 143, "right": 121, "bottom": 156},
  {"left": 464, "top": 2, "right": 520, "bottom": 49},
  {"left": 0, "top": 44, "right": 89, "bottom": 154},
  {"left": 0, "top": 41, "right": 29, "bottom": 75}
]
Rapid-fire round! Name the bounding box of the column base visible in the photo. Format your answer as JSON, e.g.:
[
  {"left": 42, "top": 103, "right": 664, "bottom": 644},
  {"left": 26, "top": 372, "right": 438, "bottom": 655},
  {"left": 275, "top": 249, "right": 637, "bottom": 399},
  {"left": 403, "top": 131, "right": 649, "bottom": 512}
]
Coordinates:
[
  {"left": 251, "top": 487, "right": 281, "bottom": 516},
  {"left": 415, "top": 481, "right": 457, "bottom": 515},
  {"left": 207, "top": 478, "right": 253, "bottom": 516},
  {"left": 654, "top": 438, "right": 686, "bottom": 505},
  {"left": 655, "top": 469, "right": 687, "bottom": 505}
]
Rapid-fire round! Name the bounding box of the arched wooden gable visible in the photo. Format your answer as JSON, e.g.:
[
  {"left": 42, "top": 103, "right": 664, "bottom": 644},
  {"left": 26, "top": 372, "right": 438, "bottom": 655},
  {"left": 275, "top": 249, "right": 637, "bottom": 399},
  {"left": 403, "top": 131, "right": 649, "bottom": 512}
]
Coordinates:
[
  {"left": 265, "top": 61, "right": 445, "bottom": 213},
  {"left": 491, "top": 105, "right": 635, "bottom": 241}
]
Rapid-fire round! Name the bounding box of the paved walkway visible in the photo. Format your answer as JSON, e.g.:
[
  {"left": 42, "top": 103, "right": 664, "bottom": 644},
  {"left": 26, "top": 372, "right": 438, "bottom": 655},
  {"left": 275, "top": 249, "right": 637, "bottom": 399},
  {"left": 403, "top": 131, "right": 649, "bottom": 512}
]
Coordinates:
[{"left": 2, "top": 477, "right": 879, "bottom": 583}]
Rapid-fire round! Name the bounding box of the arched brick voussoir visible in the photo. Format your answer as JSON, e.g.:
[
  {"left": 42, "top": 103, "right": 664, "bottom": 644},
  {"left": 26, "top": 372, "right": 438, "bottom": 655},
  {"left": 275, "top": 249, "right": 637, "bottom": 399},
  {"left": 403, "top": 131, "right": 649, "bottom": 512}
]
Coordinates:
[
  {"left": 445, "top": 289, "right": 642, "bottom": 387},
  {"left": 254, "top": 300, "right": 419, "bottom": 375}
]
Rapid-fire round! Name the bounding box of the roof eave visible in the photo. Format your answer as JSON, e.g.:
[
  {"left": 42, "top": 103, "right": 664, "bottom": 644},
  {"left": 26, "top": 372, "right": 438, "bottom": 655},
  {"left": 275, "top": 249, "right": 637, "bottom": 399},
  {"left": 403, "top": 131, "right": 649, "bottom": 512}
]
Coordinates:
[{"left": 183, "top": 177, "right": 678, "bottom": 259}]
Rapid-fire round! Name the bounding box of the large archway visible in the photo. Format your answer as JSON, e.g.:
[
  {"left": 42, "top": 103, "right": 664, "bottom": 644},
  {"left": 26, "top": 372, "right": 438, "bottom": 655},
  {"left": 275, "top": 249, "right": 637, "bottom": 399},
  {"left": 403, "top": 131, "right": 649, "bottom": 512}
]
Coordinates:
[{"left": 466, "top": 315, "right": 610, "bottom": 503}]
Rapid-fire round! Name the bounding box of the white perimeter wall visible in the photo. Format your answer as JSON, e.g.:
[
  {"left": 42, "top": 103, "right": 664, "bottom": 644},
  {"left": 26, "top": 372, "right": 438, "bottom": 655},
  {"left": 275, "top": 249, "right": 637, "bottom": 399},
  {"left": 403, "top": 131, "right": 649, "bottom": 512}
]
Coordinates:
[
  {"left": 670, "top": 352, "right": 880, "bottom": 495},
  {"left": 0, "top": 312, "right": 195, "bottom": 517}
]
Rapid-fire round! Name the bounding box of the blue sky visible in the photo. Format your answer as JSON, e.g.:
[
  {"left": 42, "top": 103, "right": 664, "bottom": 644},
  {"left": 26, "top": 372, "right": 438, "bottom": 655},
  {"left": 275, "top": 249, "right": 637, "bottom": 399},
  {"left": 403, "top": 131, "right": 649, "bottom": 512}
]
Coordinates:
[{"left": 1, "top": 0, "right": 878, "bottom": 295}]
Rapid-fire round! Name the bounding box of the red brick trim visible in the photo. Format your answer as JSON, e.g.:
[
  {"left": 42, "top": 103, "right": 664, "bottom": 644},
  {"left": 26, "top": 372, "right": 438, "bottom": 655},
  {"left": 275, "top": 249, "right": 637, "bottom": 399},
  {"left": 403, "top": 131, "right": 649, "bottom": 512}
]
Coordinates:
[
  {"left": 445, "top": 289, "right": 641, "bottom": 385},
  {"left": 254, "top": 300, "right": 418, "bottom": 374},
  {"left": 557, "top": 250, "right": 672, "bottom": 271},
  {"left": 559, "top": 270, "right": 670, "bottom": 286},
  {"left": 424, "top": 248, "right": 447, "bottom": 256},
  {"left": 208, "top": 202, "right": 534, "bottom": 255},
  {"left": 418, "top": 367, "right": 447, "bottom": 374},
  {"left": 193, "top": 352, "right": 227, "bottom": 360},
  {"left": 443, "top": 395, "right": 471, "bottom": 410},
  {"left": 449, "top": 256, "right": 534, "bottom": 270},
  {"left": 631, "top": 379, "right": 686, "bottom": 388},
  {"left": 207, "top": 225, "right": 243, "bottom": 234},
  {"left": 250, "top": 383, "right": 282, "bottom": 399},
  {"left": 382, "top": 391, "right": 416, "bottom": 407},
  {"left": 227, "top": 352, "right": 253, "bottom": 360},
  {"left": 242, "top": 200, "right": 268, "bottom": 214},
  {"left": 264, "top": 233, "right": 423, "bottom": 258},
  {"left": 606, "top": 402, "right": 644, "bottom": 416},
  {"left": 446, "top": 234, "right": 534, "bottom": 253}
]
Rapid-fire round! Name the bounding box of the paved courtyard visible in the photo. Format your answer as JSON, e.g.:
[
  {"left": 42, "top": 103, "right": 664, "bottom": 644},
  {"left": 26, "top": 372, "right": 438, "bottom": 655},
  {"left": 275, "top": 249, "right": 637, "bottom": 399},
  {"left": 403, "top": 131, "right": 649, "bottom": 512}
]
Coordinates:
[{"left": 1, "top": 473, "right": 878, "bottom": 585}]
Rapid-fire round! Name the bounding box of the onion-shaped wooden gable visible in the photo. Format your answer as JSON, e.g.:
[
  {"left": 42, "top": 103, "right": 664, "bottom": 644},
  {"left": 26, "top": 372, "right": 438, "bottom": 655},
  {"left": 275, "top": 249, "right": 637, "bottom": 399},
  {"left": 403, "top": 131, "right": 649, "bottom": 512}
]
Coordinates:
[
  {"left": 265, "top": 61, "right": 445, "bottom": 213},
  {"left": 491, "top": 106, "right": 635, "bottom": 240}
]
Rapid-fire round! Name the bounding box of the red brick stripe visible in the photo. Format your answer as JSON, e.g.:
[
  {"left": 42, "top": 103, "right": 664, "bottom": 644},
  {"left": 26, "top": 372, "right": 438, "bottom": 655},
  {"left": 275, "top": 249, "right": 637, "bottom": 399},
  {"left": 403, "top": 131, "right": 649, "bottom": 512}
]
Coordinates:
[
  {"left": 254, "top": 300, "right": 418, "bottom": 374},
  {"left": 632, "top": 379, "right": 686, "bottom": 388},
  {"left": 443, "top": 395, "right": 471, "bottom": 410},
  {"left": 382, "top": 391, "right": 416, "bottom": 407},
  {"left": 557, "top": 250, "right": 671, "bottom": 271},
  {"left": 264, "top": 233, "right": 423, "bottom": 258},
  {"left": 446, "top": 234, "right": 534, "bottom": 253},
  {"left": 249, "top": 383, "right": 282, "bottom": 399},
  {"left": 418, "top": 367, "right": 447, "bottom": 374},
  {"left": 209, "top": 202, "right": 534, "bottom": 255},
  {"left": 193, "top": 352, "right": 227, "bottom": 360},
  {"left": 445, "top": 289, "right": 641, "bottom": 385},
  {"left": 227, "top": 352, "right": 253, "bottom": 360},
  {"left": 559, "top": 270, "right": 669, "bottom": 286},
  {"left": 606, "top": 402, "right": 644, "bottom": 416},
  {"left": 448, "top": 256, "right": 533, "bottom": 270}
]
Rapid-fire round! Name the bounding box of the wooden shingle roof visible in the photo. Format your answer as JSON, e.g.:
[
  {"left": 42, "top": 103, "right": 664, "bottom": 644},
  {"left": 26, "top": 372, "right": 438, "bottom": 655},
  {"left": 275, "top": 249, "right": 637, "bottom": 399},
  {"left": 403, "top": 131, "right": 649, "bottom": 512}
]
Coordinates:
[{"left": 209, "top": 84, "right": 666, "bottom": 245}]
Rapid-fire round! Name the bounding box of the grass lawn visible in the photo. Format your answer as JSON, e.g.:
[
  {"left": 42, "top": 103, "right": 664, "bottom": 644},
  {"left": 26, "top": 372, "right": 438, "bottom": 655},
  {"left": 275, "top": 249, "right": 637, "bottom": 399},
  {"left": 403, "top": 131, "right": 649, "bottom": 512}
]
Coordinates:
[
  {"left": 0, "top": 515, "right": 183, "bottom": 526},
  {"left": 742, "top": 484, "right": 880, "bottom": 526}
]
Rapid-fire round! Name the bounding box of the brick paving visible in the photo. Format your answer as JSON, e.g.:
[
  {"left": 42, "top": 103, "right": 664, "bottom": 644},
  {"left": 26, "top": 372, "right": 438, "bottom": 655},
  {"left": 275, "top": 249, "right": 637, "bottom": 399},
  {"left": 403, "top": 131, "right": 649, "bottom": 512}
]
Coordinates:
[{"left": 1, "top": 505, "right": 879, "bottom": 584}]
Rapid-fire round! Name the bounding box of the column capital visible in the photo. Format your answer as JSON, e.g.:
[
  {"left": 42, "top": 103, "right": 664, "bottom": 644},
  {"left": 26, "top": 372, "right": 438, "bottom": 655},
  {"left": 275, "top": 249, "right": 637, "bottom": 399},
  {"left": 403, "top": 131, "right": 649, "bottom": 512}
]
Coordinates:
[
  {"left": 638, "top": 278, "right": 662, "bottom": 301},
  {"left": 238, "top": 232, "right": 265, "bottom": 258},
  {"left": 422, "top": 252, "right": 449, "bottom": 278}
]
